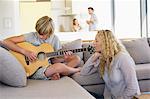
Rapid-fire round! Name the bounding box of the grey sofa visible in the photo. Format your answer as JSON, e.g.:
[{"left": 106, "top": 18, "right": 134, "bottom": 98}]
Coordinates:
[
  {"left": 1, "top": 38, "right": 150, "bottom": 99},
  {"left": 72, "top": 38, "right": 150, "bottom": 97}
]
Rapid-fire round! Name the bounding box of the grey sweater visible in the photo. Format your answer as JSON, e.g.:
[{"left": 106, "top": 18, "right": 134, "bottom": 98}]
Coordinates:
[{"left": 81, "top": 51, "right": 140, "bottom": 99}]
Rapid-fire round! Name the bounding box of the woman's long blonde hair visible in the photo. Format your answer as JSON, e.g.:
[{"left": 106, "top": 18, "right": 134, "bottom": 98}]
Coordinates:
[{"left": 96, "top": 30, "right": 123, "bottom": 77}]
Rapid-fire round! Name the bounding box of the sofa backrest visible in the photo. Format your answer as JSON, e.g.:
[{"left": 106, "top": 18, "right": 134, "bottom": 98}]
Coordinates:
[
  {"left": 82, "top": 38, "right": 150, "bottom": 64},
  {"left": 121, "top": 38, "right": 150, "bottom": 64},
  {"left": 82, "top": 42, "right": 93, "bottom": 62}
]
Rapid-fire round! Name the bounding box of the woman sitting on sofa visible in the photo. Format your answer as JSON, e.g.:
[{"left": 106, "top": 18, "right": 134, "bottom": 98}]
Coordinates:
[{"left": 80, "top": 30, "right": 140, "bottom": 99}]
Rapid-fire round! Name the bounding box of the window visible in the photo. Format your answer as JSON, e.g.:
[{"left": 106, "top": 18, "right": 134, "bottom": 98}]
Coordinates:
[
  {"left": 114, "top": 0, "right": 141, "bottom": 38},
  {"left": 147, "top": 0, "right": 150, "bottom": 36}
]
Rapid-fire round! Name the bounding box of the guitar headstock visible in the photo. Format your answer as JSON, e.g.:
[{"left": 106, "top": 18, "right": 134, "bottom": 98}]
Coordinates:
[{"left": 87, "top": 45, "right": 95, "bottom": 54}]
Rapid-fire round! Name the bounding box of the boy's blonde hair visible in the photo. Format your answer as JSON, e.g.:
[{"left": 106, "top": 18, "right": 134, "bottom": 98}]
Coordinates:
[
  {"left": 96, "top": 30, "right": 123, "bottom": 77},
  {"left": 35, "top": 16, "right": 54, "bottom": 37}
]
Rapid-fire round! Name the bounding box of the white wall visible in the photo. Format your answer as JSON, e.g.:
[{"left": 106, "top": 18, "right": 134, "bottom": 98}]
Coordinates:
[
  {"left": 20, "top": 2, "right": 51, "bottom": 33},
  {"left": 0, "top": 0, "right": 20, "bottom": 40},
  {"left": 55, "top": 31, "right": 96, "bottom": 42}
]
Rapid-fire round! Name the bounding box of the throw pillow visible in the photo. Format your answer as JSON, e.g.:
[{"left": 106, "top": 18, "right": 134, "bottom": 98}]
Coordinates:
[
  {"left": 121, "top": 38, "right": 150, "bottom": 64},
  {"left": 62, "top": 39, "right": 83, "bottom": 60},
  {"left": 0, "top": 47, "right": 27, "bottom": 87},
  {"left": 82, "top": 42, "right": 93, "bottom": 62}
]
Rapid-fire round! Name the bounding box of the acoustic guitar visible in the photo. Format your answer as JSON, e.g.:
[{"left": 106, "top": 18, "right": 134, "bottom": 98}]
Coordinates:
[{"left": 10, "top": 42, "right": 94, "bottom": 77}]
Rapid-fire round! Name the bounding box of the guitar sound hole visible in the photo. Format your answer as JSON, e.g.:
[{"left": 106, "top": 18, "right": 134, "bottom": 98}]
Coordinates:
[{"left": 37, "top": 52, "right": 46, "bottom": 60}]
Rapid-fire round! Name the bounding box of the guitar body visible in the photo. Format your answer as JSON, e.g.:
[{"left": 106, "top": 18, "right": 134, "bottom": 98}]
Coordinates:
[{"left": 10, "top": 42, "right": 54, "bottom": 77}]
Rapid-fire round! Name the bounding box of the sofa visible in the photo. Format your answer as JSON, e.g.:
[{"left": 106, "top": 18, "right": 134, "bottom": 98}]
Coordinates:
[{"left": 0, "top": 38, "right": 150, "bottom": 99}]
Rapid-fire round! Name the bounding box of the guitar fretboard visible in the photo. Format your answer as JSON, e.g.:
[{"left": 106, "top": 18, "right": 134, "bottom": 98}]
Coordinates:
[{"left": 46, "top": 48, "right": 87, "bottom": 58}]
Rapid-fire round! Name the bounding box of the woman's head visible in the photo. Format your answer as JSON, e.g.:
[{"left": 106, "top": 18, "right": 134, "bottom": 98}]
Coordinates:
[
  {"left": 88, "top": 7, "right": 94, "bottom": 14},
  {"left": 94, "top": 30, "right": 123, "bottom": 76},
  {"left": 73, "top": 18, "right": 78, "bottom": 25},
  {"left": 94, "top": 30, "right": 122, "bottom": 58},
  {"left": 35, "top": 16, "right": 54, "bottom": 40}
]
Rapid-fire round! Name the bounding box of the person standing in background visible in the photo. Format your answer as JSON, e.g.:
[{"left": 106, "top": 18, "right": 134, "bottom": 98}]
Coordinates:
[
  {"left": 72, "top": 18, "right": 82, "bottom": 32},
  {"left": 86, "top": 7, "right": 98, "bottom": 31}
]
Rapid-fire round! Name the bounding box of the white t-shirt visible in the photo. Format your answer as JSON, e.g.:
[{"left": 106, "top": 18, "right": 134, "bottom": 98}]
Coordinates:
[{"left": 23, "top": 32, "right": 62, "bottom": 51}]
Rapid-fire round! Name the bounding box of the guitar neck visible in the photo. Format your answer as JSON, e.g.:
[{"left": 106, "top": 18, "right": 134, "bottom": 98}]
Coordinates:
[{"left": 46, "top": 47, "right": 87, "bottom": 58}]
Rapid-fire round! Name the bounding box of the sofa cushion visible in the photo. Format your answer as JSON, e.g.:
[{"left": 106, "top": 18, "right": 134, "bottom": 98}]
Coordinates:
[
  {"left": 82, "top": 42, "right": 93, "bottom": 62},
  {"left": 62, "top": 39, "right": 83, "bottom": 59},
  {"left": 0, "top": 47, "right": 26, "bottom": 87},
  {"left": 72, "top": 72, "right": 104, "bottom": 86},
  {"left": 0, "top": 77, "right": 95, "bottom": 99},
  {"left": 121, "top": 38, "right": 150, "bottom": 64},
  {"left": 135, "top": 63, "right": 150, "bottom": 80}
]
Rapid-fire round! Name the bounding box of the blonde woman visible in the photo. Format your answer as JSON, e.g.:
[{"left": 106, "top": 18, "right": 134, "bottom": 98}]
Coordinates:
[
  {"left": 3, "top": 16, "right": 81, "bottom": 80},
  {"left": 81, "top": 30, "right": 140, "bottom": 99}
]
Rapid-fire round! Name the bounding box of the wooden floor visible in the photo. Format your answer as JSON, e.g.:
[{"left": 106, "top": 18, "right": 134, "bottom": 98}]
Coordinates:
[
  {"left": 139, "top": 94, "right": 150, "bottom": 99},
  {"left": 94, "top": 93, "right": 150, "bottom": 99}
]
